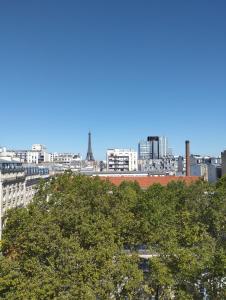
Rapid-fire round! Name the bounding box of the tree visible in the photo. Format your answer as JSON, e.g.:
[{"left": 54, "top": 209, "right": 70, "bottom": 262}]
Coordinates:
[
  {"left": 0, "top": 174, "right": 143, "bottom": 299},
  {"left": 0, "top": 174, "right": 225, "bottom": 299},
  {"left": 135, "top": 180, "right": 226, "bottom": 299}
]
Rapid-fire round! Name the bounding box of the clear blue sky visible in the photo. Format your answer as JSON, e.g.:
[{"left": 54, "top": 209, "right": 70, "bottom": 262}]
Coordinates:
[{"left": 0, "top": 0, "right": 225, "bottom": 159}]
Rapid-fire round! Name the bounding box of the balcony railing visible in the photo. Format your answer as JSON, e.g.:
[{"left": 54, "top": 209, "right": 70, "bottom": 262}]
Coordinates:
[{"left": 0, "top": 167, "right": 25, "bottom": 174}]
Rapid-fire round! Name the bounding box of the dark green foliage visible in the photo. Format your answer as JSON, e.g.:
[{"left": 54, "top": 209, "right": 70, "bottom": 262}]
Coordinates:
[
  {"left": 0, "top": 174, "right": 142, "bottom": 299},
  {"left": 0, "top": 173, "right": 225, "bottom": 299}
]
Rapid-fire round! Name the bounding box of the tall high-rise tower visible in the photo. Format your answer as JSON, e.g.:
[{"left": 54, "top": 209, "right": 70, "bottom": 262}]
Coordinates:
[
  {"left": 86, "top": 131, "right": 95, "bottom": 161},
  {"left": 147, "top": 136, "right": 160, "bottom": 159},
  {"left": 138, "top": 136, "right": 169, "bottom": 160}
]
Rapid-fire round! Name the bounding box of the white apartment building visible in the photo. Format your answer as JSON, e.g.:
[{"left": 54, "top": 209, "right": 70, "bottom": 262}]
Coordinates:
[
  {"left": 0, "top": 145, "right": 51, "bottom": 164},
  {"left": 51, "top": 152, "right": 81, "bottom": 164},
  {"left": 32, "top": 144, "right": 46, "bottom": 151},
  {"left": 0, "top": 147, "right": 19, "bottom": 161},
  {"left": 26, "top": 151, "right": 42, "bottom": 164},
  {"left": 0, "top": 159, "right": 50, "bottom": 239},
  {"left": 106, "top": 149, "right": 138, "bottom": 172}
]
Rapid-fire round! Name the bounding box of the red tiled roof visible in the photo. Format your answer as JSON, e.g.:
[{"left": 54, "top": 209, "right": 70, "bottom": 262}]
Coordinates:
[{"left": 100, "top": 176, "right": 200, "bottom": 188}]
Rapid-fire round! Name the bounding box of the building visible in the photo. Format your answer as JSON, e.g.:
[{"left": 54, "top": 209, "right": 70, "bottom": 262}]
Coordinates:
[
  {"left": 0, "top": 144, "right": 52, "bottom": 164},
  {"left": 138, "top": 156, "right": 181, "bottom": 175},
  {"left": 190, "top": 163, "right": 208, "bottom": 181},
  {"left": 177, "top": 155, "right": 184, "bottom": 174},
  {"left": 208, "top": 164, "right": 221, "bottom": 183},
  {"left": 11, "top": 150, "right": 28, "bottom": 162},
  {"left": 0, "top": 159, "right": 50, "bottom": 238},
  {"left": 32, "top": 144, "right": 47, "bottom": 151},
  {"left": 0, "top": 147, "right": 20, "bottom": 161},
  {"left": 138, "top": 140, "right": 152, "bottom": 160},
  {"left": 107, "top": 149, "right": 138, "bottom": 172},
  {"left": 190, "top": 154, "right": 222, "bottom": 182},
  {"left": 51, "top": 152, "right": 81, "bottom": 164},
  {"left": 27, "top": 150, "right": 44, "bottom": 164},
  {"left": 221, "top": 150, "right": 226, "bottom": 176},
  {"left": 159, "top": 136, "right": 169, "bottom": 158},
  {"left": 138, "top": 136, "right": 169, "bottom": 160},
  {"left": 99, "top": 175, "right": 199, "bottom": 189},
  {"left": 147, "top": 136, "right": 160, "bottom": 159}
]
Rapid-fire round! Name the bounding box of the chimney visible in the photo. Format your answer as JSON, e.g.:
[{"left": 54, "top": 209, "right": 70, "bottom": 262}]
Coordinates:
[{"left": 185, "top": 140, "right": 190, "bottom": 176}]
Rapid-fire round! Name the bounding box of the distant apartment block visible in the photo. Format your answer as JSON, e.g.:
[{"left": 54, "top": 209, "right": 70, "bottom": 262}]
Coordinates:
[
  {"left": 138, "top": 156, "right": 181, "bottom": 175},
  {"left": 51, "top": 152, "right": 81, "bottom": 164},
  {"left": 107, "top": 149, "right": 138, "bottom": 172},
  {"left": 221, "top": 150, "right": 226, "bottom": 176},
  {"left": 190, "top": 163, "right": 208, "bottom": 181},
  {"left": 190, "top": 155, "right": 222, "bottom": 182},
  {"left": 0, "top": 144, "right": 51, "bottom": 164}
]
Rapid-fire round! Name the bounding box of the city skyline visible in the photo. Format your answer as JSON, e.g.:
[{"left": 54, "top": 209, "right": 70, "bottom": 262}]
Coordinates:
[
  {"left": 0, "top": 1, "right": 225, "bottom": 159},
  {"left": 0, "top": 132, "right": 224, "bottom": 161}
]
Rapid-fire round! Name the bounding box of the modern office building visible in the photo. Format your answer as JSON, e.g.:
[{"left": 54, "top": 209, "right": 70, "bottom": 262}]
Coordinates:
[
  {"left": 147, "top": 136, "right": 160, "bottom": 159},
  {"left": 159, "top": 136, "right": 169, "bottom": 158},
  {"left": 107, "top": 149, "right": 138, "bottom": 172},
  {"left": 138, "top": 136, "right": 168, "bottom": 160},
  {"left": 138, "top": 140, "right": 152, "bottom": 160}
]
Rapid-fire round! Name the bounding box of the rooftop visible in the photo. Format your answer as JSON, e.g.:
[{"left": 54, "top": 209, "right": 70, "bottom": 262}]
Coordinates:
[{"left": 100, "top": 176, "right": 200, "bottom": 188}]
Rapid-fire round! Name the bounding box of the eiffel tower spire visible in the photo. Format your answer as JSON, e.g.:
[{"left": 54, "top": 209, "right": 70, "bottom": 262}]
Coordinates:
[{"left": 86, "top": 131, "right": 95, "bottom": 161}]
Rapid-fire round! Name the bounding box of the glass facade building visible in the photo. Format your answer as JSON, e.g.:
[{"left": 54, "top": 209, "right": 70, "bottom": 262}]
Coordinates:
[
  {"left": 138, "top": 141, "right": 152, "bottom": 160},
  {"left": 138, "top": 136, "right": 168, "bottom": 160}
]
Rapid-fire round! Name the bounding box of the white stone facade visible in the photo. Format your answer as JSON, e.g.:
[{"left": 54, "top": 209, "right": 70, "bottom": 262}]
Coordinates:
[
  {"left": 106, "top": 149, "right": 138, "bottom": 172},
  {"left": 52, "top": 153, "right": 81, "bottom": 164},
  {"left": 0, "top": 145, "right": 51, "bottom": 164},
  {"left": 32, "top": 144, "right": 46, "bottom": 151},
  {"left": 0, "top": 160, "right": 50, "bottom": 238}
]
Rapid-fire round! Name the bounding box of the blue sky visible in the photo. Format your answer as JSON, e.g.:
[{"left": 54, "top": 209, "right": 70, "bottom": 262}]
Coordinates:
[{"left": 0, "top": 0, "right": 225, "bottom": 159}]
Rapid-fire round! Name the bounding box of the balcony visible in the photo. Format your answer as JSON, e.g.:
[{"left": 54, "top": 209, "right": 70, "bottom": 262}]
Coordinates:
[{"left": 0, "top": 167, "right": 25, "bottom": 174}]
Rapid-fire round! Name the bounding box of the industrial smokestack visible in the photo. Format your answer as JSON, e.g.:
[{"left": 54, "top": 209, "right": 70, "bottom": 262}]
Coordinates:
[{"left": 185, "top": 140, "right": 190, "bottom": 176}]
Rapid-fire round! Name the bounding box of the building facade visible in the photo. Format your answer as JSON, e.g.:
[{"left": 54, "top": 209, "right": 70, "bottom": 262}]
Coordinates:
[
  {"left": 51, "top": 152, "right": 81, "bottom": 164},
  {"left": 138, "top": 156, "right": 183, "bottom": 175},
  {"left": 106, "top": 149, "right": 138, "bottom": 172},
  {"left": 221, "top": 150, "right": 226, "bottom": 176},
  {"left": 138, "top": 136, "right": 169, "bottom": 160},
  {"left": 190, "top": 154, "right": 222, "bottom": 182},
  {"left": 0, "top": 159, "right": 50, "bottom": 238},
  {"left": 138, "top": 140, "right": 152, "bottom": 160},
  {"left": 0, "top": 144, "right": 51, "bottom": 164},
  {"left": 190, "top": 163, "right": 208, "bottom": 181}
]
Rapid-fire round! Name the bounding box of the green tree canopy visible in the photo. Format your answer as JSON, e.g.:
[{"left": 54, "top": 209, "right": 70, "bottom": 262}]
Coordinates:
[
  {"left": 0, "top": 173, "right": 225, "bottom": 299},
  {"left": 0, "top": 174, "right": 143, "bottom": 299}
]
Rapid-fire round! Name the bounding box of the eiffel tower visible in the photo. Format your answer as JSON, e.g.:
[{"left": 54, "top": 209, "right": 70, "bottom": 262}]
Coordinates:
[{"left": 86, "top": 131, "right": 95, "bottom": 161}]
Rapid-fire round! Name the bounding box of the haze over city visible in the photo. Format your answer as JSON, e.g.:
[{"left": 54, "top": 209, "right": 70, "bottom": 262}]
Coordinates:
[{"left": 0, "top": 0, "right": 226, "bottom": 159}]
